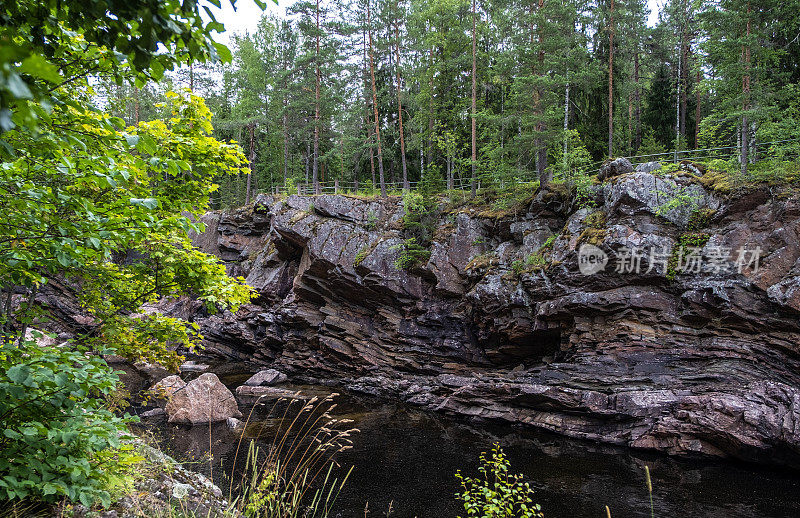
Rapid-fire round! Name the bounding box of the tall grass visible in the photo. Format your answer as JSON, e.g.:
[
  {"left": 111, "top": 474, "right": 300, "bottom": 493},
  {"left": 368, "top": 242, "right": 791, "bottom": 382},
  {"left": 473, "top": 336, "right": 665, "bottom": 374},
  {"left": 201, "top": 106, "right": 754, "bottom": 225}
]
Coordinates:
[{"left": 228, "top": 392, "right": 357, "bottom": 518}]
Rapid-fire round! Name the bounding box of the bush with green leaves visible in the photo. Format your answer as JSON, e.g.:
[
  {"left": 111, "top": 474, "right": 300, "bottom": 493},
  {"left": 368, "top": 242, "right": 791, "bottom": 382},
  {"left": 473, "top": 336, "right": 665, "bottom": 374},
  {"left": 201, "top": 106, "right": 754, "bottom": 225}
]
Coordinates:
[
  {"left": 455, "top": 444, "right": 543, "bottom": 518},
  {"left": 401, "top": 190, "right": 437, "bottom": 244},
  {"left": 0, "top": 1, "right": 255, "bottom": 510},
  {"left": 390, "top": 238, "right": 432, "bottom": 270},
  {"left": 0, "top": 337, "right": 137, "bottom": 507}
]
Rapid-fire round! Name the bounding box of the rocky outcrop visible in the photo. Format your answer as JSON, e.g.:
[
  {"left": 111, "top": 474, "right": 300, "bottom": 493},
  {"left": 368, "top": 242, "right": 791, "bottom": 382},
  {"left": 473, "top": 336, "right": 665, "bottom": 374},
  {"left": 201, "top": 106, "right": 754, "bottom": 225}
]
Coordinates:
[{"left": 171, "top": 169, "right": 800, "bottom": 468}]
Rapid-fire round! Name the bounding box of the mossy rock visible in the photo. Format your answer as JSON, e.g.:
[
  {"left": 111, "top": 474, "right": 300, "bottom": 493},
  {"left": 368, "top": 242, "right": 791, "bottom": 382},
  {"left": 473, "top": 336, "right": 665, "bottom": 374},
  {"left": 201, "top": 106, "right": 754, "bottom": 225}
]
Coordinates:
[{"left": 577, "top": 227, "right": 607, "bottom": 246}]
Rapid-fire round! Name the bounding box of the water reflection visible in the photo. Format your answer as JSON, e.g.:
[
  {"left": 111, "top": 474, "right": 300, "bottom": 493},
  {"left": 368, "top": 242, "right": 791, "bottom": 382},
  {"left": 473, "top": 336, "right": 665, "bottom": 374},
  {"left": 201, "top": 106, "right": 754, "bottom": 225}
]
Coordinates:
[{"left": 143, "top": 384, "right": 800, "bottom": 518}]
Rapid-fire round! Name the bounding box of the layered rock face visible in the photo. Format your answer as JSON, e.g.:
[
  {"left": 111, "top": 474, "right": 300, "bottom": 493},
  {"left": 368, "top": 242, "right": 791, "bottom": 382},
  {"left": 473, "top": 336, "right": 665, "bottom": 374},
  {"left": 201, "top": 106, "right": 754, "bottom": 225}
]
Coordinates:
[{"left": 178, "top": 169, "right": 800, "bottom": 467}]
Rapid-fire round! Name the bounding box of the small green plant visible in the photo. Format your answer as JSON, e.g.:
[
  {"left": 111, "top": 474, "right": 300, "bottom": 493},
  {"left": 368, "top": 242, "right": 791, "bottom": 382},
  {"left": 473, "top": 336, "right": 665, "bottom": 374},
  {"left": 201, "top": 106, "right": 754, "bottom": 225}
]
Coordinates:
[
  {"left": 511, "top": 259, "right": 525, "bottom": 275},
  {"left": 524, "top": 253, "right": 547, "bottom": 270},
  {"left": 654, "top": 184, "right": 701, "bottom": 224},
  {"left": 364, "top": 210, "right": 379, "bottom": 230},
  {"left": 285, "top": 177, "right": 299, "bottom": 196},
  {"left": 539, "top": 235, "right": 557, "bottom": 252},
  {"left": 666, "top": 232, "right": 710, "bottom": 280},
  {"left": 455, "top": 443, "right": 543, "bottom": 518},
  {"left": 353, "top": 246, "right": 369, "bottom": 268},
  {"left": 390, "top": 238, "right": 432, "bottom": 270},
  {"left": 307, "top": 202, "right": 316, "bottom": 214},
  {"left": 687, "top": 208, "right": 716, "bottom": 231}
]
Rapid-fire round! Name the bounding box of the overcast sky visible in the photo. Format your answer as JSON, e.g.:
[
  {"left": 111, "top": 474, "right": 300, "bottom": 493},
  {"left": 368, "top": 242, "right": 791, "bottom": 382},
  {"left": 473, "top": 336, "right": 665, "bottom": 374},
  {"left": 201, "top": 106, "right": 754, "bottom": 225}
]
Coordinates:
[{"left": 206, "top": 0, "right": 665, "bottom": 46}]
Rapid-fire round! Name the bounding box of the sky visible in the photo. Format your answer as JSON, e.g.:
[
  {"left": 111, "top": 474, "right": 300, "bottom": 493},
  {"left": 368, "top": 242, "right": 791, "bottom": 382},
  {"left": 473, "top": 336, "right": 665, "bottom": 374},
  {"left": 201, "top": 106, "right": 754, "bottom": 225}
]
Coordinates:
[{"left": 206, "top": 0, "right": 665, "bottom": 46}]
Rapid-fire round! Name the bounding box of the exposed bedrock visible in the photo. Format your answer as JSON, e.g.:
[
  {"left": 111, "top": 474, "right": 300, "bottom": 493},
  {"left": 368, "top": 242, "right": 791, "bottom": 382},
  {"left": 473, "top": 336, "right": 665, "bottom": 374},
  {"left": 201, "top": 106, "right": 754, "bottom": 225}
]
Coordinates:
[{"left": 172, "top": 170, "right": 800, "bottom": 467}]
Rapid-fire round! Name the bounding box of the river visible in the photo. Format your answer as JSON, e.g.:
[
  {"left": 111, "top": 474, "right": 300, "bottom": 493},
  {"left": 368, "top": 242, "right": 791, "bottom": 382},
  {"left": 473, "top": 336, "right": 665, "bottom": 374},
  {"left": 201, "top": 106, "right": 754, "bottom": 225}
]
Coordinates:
[{"left": 133, "top": 370, "right": 800, "bottom": 518}]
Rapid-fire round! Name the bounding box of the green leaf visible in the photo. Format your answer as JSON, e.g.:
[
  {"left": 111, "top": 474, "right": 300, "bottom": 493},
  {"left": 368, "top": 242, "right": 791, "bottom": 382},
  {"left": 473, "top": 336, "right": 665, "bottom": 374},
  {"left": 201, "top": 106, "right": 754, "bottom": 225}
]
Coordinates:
[
  {"left": 213, "top": 41, "right": 232, "bottom": 63},
  {"left": 130, "top": 198, "right": 159, "bottom": 209},
  {"left": 18, "top": 54, "right": 61, "bottom": 83}
]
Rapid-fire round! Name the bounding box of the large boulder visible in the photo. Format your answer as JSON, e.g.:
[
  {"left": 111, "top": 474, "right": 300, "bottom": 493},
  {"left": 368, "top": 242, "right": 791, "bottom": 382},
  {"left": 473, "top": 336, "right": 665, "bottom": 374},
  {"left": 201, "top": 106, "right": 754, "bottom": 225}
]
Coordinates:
[
  {"left": 598, "top": 157, "right": 634, "bottom": 180},
  {"left": 165, "top": 373, "right": 241, "bottom": 425},
  {"left": 149, "top": 374, "right": 186, "bottom": 400}
]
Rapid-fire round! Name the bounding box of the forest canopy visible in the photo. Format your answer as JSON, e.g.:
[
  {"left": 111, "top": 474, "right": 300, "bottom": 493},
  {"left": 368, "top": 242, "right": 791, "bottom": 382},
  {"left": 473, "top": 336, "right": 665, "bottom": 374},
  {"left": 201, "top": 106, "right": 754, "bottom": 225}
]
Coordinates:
[{"left": 102, "top": 0, "right": 800, "bottom": 205}]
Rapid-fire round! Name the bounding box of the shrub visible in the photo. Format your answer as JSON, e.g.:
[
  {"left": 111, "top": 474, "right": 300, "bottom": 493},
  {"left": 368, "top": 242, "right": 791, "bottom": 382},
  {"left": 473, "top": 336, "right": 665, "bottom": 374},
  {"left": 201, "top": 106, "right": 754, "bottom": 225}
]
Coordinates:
[
  {"left": 401, "top": 190, "right": 436, "bottom": 243},
  {"left": 667, "top": 232, "right": 710, "bottom": 280},
  {"left": 390, "top": 238, "right": 432, "bottom": 270},
  {"left": 364, "top": 210, "right": 379, "bottom": 230},
  {"left": 0, "top": 337, "right": 136, "bottom": 507},
  {"left": 455, "top": 443, "right": 543, "bottom": 518},
  {"left": 285, "top": 177, "right": 299, "bottom": 196},
  {"left": 524, "top": 253, "right": 547, "bottom": 270}
]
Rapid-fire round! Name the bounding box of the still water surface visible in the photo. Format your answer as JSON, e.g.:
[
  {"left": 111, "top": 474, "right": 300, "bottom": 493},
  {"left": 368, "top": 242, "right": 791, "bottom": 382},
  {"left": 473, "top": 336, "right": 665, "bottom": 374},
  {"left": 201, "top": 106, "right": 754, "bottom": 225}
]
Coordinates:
[{"left": 142, "top": 379, "right": 800, "bottom": 518}]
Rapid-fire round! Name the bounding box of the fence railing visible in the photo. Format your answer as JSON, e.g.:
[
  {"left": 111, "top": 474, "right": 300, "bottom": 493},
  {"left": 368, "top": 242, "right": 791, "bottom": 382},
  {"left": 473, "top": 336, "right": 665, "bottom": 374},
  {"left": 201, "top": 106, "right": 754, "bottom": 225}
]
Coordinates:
[{"left": 266, "top": 138, "right": 799, "bottom": 196}]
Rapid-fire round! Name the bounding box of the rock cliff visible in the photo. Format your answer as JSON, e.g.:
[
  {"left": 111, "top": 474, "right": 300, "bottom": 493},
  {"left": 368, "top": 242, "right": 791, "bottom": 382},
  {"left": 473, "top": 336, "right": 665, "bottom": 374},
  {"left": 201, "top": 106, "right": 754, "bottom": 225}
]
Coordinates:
[{"left": 175, "top": 167, "right": 800, "bottom": 467}]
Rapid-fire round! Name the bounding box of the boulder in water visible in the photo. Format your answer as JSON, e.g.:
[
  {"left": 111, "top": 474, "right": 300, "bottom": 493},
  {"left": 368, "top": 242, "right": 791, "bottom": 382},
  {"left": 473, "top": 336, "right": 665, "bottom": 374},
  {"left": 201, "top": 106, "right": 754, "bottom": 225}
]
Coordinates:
[
  {"left": 166, "top": 373, "right": 241, "bottom": 425},
  {"left": 244, "top": 368, "right": 287, "bottom": 386}
]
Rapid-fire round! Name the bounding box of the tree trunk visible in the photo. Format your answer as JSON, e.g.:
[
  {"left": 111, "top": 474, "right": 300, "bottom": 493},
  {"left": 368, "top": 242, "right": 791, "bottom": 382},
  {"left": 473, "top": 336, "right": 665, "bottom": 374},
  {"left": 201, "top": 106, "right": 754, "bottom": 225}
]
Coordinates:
[
  {"left": 395, "top": 20, "right": 409, "bottom": 191},
  {"left": 283, "top": 112, "right": 289, "bottom": 186},
  {"left": 674, "top": 40, "right": 681, "bottom": 162},
  {"left": 694, "top": 68, "right": 702, "bottom": 148},
  {"left": 470, "top": 0, "right": 478, "bottom": 196},
  {"left": 246, "top": 123, "right": 255, "bottom": 204},
  {"left": 428, "top": 44, "right": 435, "bottom": 179},
  {"left": 367, "top": 0, "right": 386, "bottom": 197},
  {"left": 608, "top": 0, "right": 615, "bottom": 158},
  {"left": 741, "top": 2, "right": 751, "bottom": 176},
  {"left": 313, "top": 0, "right": 321, "bottom": 195},
  {"left": 305, "top": 137, "right": 310, "bottom": 184},
  {"left": 563, "top": 79, "right": 570, "bottom": 173},
  {"left": 362, "top": 20, "right": 376, "bottom": 190},
  {"left": 634, "top": 45, "right": 641, "bottom": 154},
  {"left": 133, "top": 86, "right": 140, "bottom": 125},
  {"left": 680, "top": 38, "right": 689, "bottom": 138}
]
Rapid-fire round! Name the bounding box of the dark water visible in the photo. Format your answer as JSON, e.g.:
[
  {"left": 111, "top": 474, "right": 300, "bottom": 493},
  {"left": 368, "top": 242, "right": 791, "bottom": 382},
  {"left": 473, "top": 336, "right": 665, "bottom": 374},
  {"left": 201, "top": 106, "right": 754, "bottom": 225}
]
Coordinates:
[{"left": 135, "top": 375, "right": 800, "bottom": 518}]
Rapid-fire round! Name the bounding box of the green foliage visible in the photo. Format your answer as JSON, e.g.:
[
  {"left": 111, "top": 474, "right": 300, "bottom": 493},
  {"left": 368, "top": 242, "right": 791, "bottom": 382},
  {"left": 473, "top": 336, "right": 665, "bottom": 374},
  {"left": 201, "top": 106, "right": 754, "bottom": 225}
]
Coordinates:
[
  {"left": 390, "top": 238, "right": 432, "bottom": 270},
  {"left": 364, "top": 211, "right": 379, "bottom": 231},
  {"left": 0, "top": 0, "right": 240, "bottom": 140},
  {"left": 524, "top": 253, "right": 547, "bottom": 270},
  {"left": 285, "top": 177, "right": 300, "bottom": 196},
  {"left": 401, "top": 190, "right": 437, "bottom": 244},
  {"left": 0, "top": 337, "right": 136, "bottom": 507},
  {"left": 551, "top": 130, "right": 593, "bottom": 180},
  {"left": 455, "top": 444, "right": 543, "bottom": 518},
  {"left": 667, "top": 232, "right": 710, "bottom": 280},
  {"left": 654, "top": 185, "right": 702, "bottom": 225},
  {"left": 0, "top": 90, "right": 253, "bottom": 367},
  {"left": 353, "top": 246, "right": 369, "bottom": 268},
  {"left": 511, "top": 260, "right": 525, "bottom": 275}
]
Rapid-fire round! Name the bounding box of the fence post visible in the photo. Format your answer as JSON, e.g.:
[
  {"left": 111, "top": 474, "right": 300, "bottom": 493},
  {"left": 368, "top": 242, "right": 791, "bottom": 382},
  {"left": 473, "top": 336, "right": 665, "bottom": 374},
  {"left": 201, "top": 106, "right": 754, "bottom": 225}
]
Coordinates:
[{"left": 334, "top": 178, "right": 339, "bottom": 194}]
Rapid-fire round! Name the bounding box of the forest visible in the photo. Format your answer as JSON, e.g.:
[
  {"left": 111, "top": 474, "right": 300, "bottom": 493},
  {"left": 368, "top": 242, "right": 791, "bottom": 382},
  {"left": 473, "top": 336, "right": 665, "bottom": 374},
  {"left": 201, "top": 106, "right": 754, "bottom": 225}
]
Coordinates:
[
  {"left": 3, "top": 0, "right": 800, "bottom": 516},
  {"left": 100, "top": 0, "right": 800, "bottom": 205}
]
